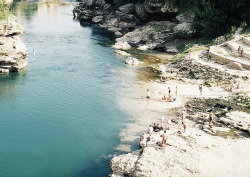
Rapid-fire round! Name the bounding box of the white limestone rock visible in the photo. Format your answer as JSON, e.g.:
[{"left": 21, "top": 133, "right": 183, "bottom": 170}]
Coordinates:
[
  {"left": 115, "top": 50, "right": 130, "bottom": 56},
  {"left": 125, "top": 57, "right": 142, "bottom": 65},
  {"left": 112, "top": 41, "right": 131, "bottom": 50},
  {"left": 111, "top": 151, "right": 139, "bottom": 176},
  {"left": 174, "top": 22, "right": 194, "bottom": 34},
  {"left": 92, "top": 16, "right": 103, "bottom": 23}
]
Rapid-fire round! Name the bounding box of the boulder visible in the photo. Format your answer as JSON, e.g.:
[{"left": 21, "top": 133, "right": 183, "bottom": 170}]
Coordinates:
[
  {"left": 174, "top": 22, "right": 194, "bottom": 34},
  {"left": 135, "top": 4, "right": 148, "bottom": 20},
  {"left": 125, "top": 57, "right": 142, "bottom": 65},
  {"left": 115, "top": 50, "right": 130, "bottom": 56},
  {"left": 114, "top": 31, "right": 123, "bottom": 37},
  {"left": 0, "top": 68, "right": 9, "bottom": 73},
  {"left": 144, "top": 1, "right": 164, "bottom": 14},
  {"left": 80, "top": 10, "right": 94, "bottom": 20},
  {"left": 166, "top": 47, "right": 179, "bottom": 53},
  {"left": 118, "top": 3, "right": 135, "bottom": 14},
  {"left": 112, "top": 41, "right": 131, "bottom": 50},
  {"left": 176, "top": 13, "right": 195, "bottom": 23},
  {"left": 92, "top": 16, "right": 103, "bottom": 23},
  {"left": 111, "top": 151, "right": 139, "bottom": 176}
]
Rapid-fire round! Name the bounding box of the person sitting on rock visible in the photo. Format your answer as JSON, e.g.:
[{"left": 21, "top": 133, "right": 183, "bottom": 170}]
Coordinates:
[
  {"left": 159, "top": 95, "right": 167, "bottom": 101},
  {"left": 167, "top": 95, "right": 172, "bottom": 102}
]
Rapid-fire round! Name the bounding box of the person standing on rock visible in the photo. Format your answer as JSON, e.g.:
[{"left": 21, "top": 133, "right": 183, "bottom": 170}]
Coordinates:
[
  {"left": 240, "top": 48, "right": 244, "bottom": 56},
  {"left": 199, "top": 84, "right": 203, "bottom": 96},
  {"left": 171, "top": 66, "right": 173, "bottom": 74},
  {"left": 175, "top": 86, "right": 178, "bottom": 99},
  {"left": 176, "top": 68, "right": 179, "bottom": 78},
  {"left": 148, "top": 125, "right": 153, "bottom": 135},
  {"left": 146, "top": 89, "right": 151, "bottom": 99},
  {"left": 182, "top": 122, "right": 186, "bottom": 133},
  {"left": 229, "top": 83, "right": 234, "bottom": 95},
  {"left": 238, "top": 46, "right": 241, "bottom": 52},
  {"left": 162, "top": 130, "right": 168, "bottom": 149},
  {"left": 181, "top": 106, "right": 186, "bottom": 122},
  {"left": 209, "top": 111, "right": 214, "bottom": 124},
  {"left": 236, "top": 80, "right": 240, "bottom": 89}
]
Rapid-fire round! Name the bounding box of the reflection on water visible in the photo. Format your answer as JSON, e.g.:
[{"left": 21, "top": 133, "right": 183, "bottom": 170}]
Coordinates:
[
  {"left": 0, "top": 69, "right": 27, "bottom": 102},
  {"left": 13, "top": 0, "right": 73, "bottom": 23}
]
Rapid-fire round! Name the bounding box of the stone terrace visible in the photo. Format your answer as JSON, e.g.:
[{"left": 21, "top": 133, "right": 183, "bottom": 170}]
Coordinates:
[{"left": 209, "top": 35, "right": 250, "bottom": 70}]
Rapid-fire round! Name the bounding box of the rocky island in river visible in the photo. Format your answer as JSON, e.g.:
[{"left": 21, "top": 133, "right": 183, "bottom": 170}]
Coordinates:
[{"left": 0, "top": 14, "right": 27, "bottom": 73}]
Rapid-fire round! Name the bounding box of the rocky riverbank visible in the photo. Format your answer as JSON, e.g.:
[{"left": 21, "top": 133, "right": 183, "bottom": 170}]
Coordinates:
[
  {"left": 72, "top": 1, "right": 250, "bottom": 176},
  {"left": 73, "top": 0, "right": 196, "bottom": 52},
  {"left": 109, "top": 33, "right": 250, "bottom": 176},
  {"left": 0, "top": 15, "right": 27, "bottom": 73}
]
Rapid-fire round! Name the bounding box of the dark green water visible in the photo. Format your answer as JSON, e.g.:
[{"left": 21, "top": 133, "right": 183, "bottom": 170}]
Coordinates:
[{"left": 0, "top": 1, "right": 134, "bottom": 176}]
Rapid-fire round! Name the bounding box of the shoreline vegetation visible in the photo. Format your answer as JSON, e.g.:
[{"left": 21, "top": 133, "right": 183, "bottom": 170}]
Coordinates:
[{"left": 72, "top": 0, "right": 250, "bottom": 176}]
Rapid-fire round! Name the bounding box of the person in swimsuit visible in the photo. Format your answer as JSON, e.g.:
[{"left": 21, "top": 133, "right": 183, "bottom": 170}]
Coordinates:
[
  {"left": 162, "top": 130, "right": 168, "bottom": 149},
  {"left": 199, "top": 84, "right": 203, "bottom": 96},
  {"left": 182, "top": 122, "right": 186, "bottom": 133},
  {"left": 146, "top": 89, "right": 151, "bottom": 99}
]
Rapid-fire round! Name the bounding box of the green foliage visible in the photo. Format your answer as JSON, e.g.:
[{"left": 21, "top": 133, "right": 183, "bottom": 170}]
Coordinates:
[
  {"left": 189, "top": 70, "right": 195, "bottom": 79},
  {"left": 171, "top": 0, "right": 250, "bottom": 39},
  {"left": 169, "top": 25, "right": 174, "bottom": 33},
  {"left": 241, "top": 21, "right": 250, "bottom": 34},
  {"left": 0, "top": 0, "right": 9, "bottom": 20},
  {"left": 112, "top": 0, "right": 249, "bottom": 39}
]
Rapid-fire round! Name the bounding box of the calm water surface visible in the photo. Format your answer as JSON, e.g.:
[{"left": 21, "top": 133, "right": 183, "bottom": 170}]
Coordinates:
[{"left": 0, "top": 1, "right": 133, "bottom": 176}]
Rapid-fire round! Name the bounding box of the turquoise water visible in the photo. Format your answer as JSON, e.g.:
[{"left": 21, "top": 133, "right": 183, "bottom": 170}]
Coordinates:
[{"left": 0, "top": 1, "right": 132, "bottom": 176}]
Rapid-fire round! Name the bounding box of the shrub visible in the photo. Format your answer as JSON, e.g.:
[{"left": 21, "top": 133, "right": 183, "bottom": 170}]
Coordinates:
[{"left": 0, "top": 0, "right": 9, "bottom": 20}]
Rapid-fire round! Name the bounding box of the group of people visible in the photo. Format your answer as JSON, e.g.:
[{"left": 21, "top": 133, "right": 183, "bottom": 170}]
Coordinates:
[
  {"left": 148, "top": 83, "right": 204, "bottom": 103},
  {"left": 138, "top": 114, "right": 187, "bottom": 150},
  {"left": 170, "top": 66, "right": 179, "bottom": 78},
  {"left": 148, "top": 123, "right": 164, "bottom": 134},
  {"left": 147, "top": 86, "right": 178, "bottom": 102}
]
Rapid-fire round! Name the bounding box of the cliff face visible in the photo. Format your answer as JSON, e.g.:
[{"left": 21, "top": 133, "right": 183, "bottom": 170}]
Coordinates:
[
  {"left": 0, "top": 15, "right": 27, "bottom": 73},
  {"left": 73, "top": 0, "right": 196, "bottom": 53}
]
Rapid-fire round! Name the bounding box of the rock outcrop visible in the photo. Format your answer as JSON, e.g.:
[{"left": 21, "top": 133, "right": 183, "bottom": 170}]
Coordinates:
[
  {"left": 0, "top": 15, "right": 27, "bottom": 73},
  {"left": 73, "top": 0, "right": 196, "bottom": 51},
  {"left": 125, "top": 57, "right": 142, "bottom": 65}
]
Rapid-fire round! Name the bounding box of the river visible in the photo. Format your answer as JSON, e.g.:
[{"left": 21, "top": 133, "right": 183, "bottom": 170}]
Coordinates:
[{"left": 0, "top": 1, "right": 137, "bottom": 176}]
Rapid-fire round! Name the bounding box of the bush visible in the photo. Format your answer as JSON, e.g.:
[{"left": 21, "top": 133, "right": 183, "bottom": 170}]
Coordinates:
[{"left": 0, "top": 0, "right": 9, "bottom": 20}]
